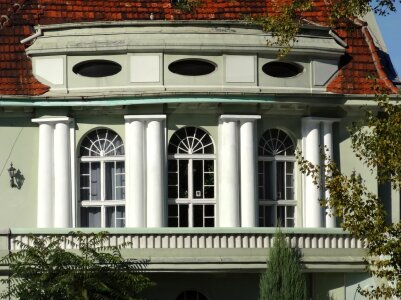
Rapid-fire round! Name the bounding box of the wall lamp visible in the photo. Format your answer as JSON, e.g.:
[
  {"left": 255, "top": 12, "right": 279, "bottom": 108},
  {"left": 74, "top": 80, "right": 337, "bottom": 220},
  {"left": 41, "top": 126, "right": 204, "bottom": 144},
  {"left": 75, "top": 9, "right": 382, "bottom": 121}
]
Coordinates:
[{"left": 8, "top": 162, "right": 17, "bottom": 188}]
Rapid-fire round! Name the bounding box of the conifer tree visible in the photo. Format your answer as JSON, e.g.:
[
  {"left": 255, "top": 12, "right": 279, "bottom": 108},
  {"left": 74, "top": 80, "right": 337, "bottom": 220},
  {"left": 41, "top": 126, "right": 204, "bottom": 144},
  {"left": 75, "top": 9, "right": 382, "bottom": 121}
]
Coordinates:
[{"left": 259, "top": 230, "right": 307, "bottom": 300}]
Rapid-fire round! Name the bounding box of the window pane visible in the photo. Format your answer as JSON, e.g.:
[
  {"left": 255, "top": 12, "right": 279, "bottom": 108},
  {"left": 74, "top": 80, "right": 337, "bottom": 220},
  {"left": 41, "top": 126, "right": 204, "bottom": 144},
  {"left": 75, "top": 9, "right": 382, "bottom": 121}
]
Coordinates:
[
  {"left": 204, "top": 218, "right": 214, "bottom": 227},
  {"left": 286, "top": 162, "right": 294, "bottom": 200},
  {"left": 286, "top": 187, "right": 294, "bottom": 200},
  {"left": 204, "top": 205, "right": 214, "bottom": 217},
  {"left": 168, "top": 204, "right": 179, "bottom": 227},
  {"left": 169, "top": 172, "right": 178, "bottom": 185},
  {"left": 116, "top": 206, "right": 125, "bottom": 228},
  {"left": 286, "top": 206, "right": 295, "bottom": 227},
  {"left": 277, "top": 162, "right": 285, "bottom": 200},
  {"left": 90, "top": 162, "right": 101, "bottom": 200},
  {"left": 204, "top": 160, "right": 214, "bottom": 173},
  {"left": 179, "top": 204, "right": 189, "bottom": 227},
  {"left": 169, "top": 204, "right": 178, "bottom": 216},
  {"left": 81, "top": 207, "right": 101, "bottom": 227},
  {"left": 179, "top": 160, "right": 189, "bottom": 198},
  {"left": 105, "top": 162, "right": 116, "bottom": 200},
  {"left": 193, "top": 205, "right": 204, "bottom": 227},
  {"left": 204, "top": 186, "right": 214, "bottom": 199},
  {"left": 168, "top": 186, "right": 178, "bottom": 198},
  {"left": 80, "top": 163, "right": 90, "bottom": 201},
  {"left": 169, "top": 217, "right": 178, "bottom": 227},
  {"left": 263, "top": 161, "right": 274, "bottom": 200},
  {"left": 277, "top": 206, "right": 285, "bottom": 227},
  {"left": 193, "top": 160, "right": 203, "bottom": 199},
  {"left": 259, "top": 206, "right": 275, "bottom": 227},
  {"left": 106, "top": 206, "right": 115, "bottom": 227}
]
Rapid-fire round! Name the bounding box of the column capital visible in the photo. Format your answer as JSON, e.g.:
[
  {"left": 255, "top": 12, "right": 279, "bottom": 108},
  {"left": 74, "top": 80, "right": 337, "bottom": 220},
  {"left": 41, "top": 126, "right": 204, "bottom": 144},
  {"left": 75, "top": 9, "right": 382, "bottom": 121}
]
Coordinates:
[
  {"left": 32, "top": 116, "right": 72, "bottom": 124},
  {"left": 219, "top": 115, "right": 261, "bottom": 122},
  {"left": 124, "top": 115, "right": 166, "bottom": 122}
]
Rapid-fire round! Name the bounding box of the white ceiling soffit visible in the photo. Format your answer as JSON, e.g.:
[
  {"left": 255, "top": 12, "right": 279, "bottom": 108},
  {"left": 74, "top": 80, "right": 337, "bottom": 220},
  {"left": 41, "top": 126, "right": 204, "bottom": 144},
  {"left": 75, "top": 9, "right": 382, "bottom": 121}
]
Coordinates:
[{"left": 26, "top": 22, "right": 345, "bottom": 57}]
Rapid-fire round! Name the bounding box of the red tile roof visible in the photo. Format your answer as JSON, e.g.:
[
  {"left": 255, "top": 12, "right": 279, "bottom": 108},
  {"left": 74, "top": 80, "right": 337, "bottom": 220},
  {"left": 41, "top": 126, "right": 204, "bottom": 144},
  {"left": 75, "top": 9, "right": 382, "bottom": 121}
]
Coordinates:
[{"left": 0, "top": 0, "right": 397, "bottom": 96}]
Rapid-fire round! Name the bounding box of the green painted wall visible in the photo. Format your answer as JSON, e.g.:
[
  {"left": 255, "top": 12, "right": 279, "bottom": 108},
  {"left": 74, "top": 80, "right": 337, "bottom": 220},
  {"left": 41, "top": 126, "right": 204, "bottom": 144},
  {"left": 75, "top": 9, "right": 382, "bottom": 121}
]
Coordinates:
[{"left": 0, "top": 117, "right": 38, "bottom": 228}]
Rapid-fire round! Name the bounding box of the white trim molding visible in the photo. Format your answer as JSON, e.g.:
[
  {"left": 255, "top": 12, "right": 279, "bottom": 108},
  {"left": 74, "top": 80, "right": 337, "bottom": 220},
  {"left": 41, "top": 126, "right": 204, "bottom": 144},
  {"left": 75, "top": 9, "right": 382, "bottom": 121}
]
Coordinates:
[
  {"left": 32, "top": 116, "right": 74, "bottom": 228},
  {"left": 125, "top": 115, "right": 167, "bottom": 228},
  {"left": 218, "top": 115, "right": 261, "bottom": 227},
  {"left": 301, "top": 117, "right": 340, "bottom": 228}
]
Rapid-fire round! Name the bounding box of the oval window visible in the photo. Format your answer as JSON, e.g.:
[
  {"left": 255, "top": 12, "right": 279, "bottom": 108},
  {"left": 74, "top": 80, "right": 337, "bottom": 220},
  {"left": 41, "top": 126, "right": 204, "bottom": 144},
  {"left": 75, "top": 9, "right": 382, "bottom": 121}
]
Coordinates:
[
  {"left": 73, "top": 60, "right": 122, "bottom": 78},
  {"left": 262, "top": 61, "right": 303, "bottom": 78},
  {"left": 168, "top": 59, "right": 216, "bottom": 76}
]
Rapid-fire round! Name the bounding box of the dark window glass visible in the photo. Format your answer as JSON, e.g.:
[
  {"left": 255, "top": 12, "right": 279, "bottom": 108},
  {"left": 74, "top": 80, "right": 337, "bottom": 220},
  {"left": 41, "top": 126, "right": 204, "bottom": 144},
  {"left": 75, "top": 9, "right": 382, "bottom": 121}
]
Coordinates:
[
  {"left": 193, "top": 205, "right": 204, "bottom": 227},
  {"left": 73, "top": 60, "right": 122, "bottom": 77},
  {"left": 168, "top": 59, "right": 216, "bottom": 76},
  {"left": 176, "top": 290, "right": 208, "bottom": 300},
  {"left": 179, "top": 160, "right": 189, "bottom": 198},
  {"left": 262, "top": 61, "right": 303, "bottom": 78},
  {"left": 81, "top": 207, "right": 101, "bottom": 227},
  {"left": 179, "top": 204, "right": 189, "bottom": 227}
]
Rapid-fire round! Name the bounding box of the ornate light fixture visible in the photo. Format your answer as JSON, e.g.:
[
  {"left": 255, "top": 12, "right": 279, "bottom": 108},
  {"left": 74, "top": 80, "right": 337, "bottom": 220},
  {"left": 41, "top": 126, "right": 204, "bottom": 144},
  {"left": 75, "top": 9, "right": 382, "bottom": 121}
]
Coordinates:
[{"left": 7, "top": 162, "right": 17, "bottom": 188}]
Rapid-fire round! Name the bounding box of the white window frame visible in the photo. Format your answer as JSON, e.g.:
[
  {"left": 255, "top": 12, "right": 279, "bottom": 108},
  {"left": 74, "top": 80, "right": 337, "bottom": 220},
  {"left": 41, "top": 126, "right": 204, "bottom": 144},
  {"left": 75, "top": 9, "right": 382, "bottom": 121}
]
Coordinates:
[
  {"left": 258, "top": 129, "right": 296, "bottom": 227},
  {"left": 78, "top": 129, "right": 125, "bottom": 228},
  {"left": 167, "top": 127, "right": 216, "bottom": 227}
]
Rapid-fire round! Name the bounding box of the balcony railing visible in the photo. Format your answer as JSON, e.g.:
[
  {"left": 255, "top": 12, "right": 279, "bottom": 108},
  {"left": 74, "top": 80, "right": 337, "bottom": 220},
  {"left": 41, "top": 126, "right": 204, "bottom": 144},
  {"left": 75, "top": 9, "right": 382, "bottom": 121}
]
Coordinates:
[{"left": 0, "top": 228, "right": 366, "bottom": 272}]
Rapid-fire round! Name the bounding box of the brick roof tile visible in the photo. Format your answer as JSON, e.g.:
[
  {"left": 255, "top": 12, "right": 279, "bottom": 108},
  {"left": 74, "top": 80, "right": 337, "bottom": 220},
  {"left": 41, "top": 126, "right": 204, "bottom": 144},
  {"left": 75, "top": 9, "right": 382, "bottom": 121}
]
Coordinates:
[{"left": 0, "top": 0, "right": 397, "bottom": 95}]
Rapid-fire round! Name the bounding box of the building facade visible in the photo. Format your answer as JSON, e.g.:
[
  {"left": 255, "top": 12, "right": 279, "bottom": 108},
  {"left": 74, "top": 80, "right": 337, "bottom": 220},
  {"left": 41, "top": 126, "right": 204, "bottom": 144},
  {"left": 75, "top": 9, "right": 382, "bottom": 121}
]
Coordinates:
[{"left": 0, "top": 1, "right": 399, "bottom": 299}]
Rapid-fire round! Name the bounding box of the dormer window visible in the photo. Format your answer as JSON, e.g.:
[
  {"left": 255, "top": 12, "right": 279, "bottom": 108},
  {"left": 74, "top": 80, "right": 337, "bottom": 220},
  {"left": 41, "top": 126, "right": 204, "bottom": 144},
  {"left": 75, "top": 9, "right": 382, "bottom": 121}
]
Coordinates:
[
  {"left": 262, "top": 61, "right": 303, "bottom": 78},
  {"left": 73, "top": 59, "right": 122, "bottom": 78},
  {"left": 168, "top": 59, "right": 217, "bottom": 76}
]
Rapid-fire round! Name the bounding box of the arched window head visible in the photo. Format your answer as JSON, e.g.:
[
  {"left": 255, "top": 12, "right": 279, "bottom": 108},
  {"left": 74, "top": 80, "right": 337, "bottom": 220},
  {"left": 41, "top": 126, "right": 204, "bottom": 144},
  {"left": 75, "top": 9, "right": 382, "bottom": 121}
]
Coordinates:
[
  {"left": 176, "top": 290, "right": 208, "bottom": 300},
  {"left": 168, "top": 127, "right": 214, "bottom": 154},
  {"left": 80, "top": 129, "right": 124, "bottom": 157},
  {"left": 168, "top": 126, "right": 215, "bottom": 228},
  {"left": 79, "top": 128, "right": 125, "bottom": 228},
  {"left": 259, "top": 128, "right": 294, "bottom": 156},
  {"left": 258, "top": 128, "right": 296, "bottom": 228}
]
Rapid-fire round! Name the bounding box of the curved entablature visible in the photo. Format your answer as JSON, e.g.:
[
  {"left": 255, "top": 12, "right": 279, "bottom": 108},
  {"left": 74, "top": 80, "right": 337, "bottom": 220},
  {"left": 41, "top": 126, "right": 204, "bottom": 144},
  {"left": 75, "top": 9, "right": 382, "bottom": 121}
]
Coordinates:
[
  {"left": 27, "top": 21, "right": 345, "bottom": 96},
  {"left": 26, "top": 21, "right": 344, "bottom": 56}
]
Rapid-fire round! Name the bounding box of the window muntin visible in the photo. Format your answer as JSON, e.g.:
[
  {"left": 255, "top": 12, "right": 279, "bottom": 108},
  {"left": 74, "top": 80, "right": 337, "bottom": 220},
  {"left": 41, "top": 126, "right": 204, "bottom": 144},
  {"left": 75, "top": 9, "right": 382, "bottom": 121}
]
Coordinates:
[
  {"left": 168, "top": 127, "right": 215, "bottom": 227},
  {"left": 258, "top": 129, "right": 296, "bottom": 227},
  {"left": 79, "top": 129, "right": 125, "bottom": 228}
]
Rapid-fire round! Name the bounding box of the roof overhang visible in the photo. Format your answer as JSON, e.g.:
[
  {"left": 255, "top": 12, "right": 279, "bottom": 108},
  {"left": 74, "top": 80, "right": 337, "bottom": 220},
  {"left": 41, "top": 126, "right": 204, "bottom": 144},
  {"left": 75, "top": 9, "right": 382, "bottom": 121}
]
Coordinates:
[{"left": 26, "top": 21, "right": 345, "bottom": 58}]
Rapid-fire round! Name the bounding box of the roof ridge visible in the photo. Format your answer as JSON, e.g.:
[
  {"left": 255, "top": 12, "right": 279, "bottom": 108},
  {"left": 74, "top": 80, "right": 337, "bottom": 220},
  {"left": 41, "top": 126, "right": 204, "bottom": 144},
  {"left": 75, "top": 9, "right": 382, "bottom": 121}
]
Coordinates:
[{"left": 362, "top": 24, "right": 399, "bottom": 94}]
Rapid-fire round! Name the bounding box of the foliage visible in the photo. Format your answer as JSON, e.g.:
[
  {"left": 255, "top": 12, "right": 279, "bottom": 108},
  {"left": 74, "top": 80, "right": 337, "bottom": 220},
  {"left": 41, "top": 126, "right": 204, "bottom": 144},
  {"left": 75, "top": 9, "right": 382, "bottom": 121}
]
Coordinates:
[
  {"left": 172, "top": 0, "right": 202, "bottom": 13},
  {"left": 245, "top": 0, "right": 312, "bottom": 57},
  {"left": 0, "top": 232, "right": 154, "bottom": 300},
  {"left": 259, "top": 230, "right": 307, "bottom": 300},
  {"left": 251, "top": 0, "right": 398, "bottom": 56},
  {"left": 297, "top": 92, "right": 401, "bottom": 299}
]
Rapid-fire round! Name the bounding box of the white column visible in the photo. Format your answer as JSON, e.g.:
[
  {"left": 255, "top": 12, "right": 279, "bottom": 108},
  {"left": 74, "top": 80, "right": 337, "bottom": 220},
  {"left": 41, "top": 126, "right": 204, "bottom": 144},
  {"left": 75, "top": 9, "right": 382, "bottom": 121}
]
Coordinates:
[
  {"left": 239, "top": 116, "right": 261, "bottom": 227},
  {"left": 218, "top": 116, "right": 240, "bottom": 227},
  {"left": 146, "top": 116, "right": 166, "bottom": 227},
  {"left": 124, "top": 116, "right": 146, "bottom": 227},
  {"left": 323, "top": 120, "right": 338, "bottom": 228},
  {"left": 35, "top": 122, "right": 54, "bottom": 228},
  {"left": 53, "top": 120, "right": 72, "bottom": 228},
  {"left": 302, "top": 118, "right": 322, "bottom": 228}
]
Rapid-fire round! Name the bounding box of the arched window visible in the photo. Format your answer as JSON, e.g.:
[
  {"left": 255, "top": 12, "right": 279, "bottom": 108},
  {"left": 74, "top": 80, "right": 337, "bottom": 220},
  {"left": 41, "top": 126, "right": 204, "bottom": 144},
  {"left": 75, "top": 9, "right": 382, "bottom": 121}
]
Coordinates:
[
  {"left": 176, "top": 290, "right": 208, "bottom": 300},
  {"left": 258, "top": 129, "right": 296, "bottom": 227},
  {"left": 79, "top": 128, "right": 125, "bottom": 228},
  {"left": 168, "top": 127, "right": 215, "bottom": 227}
]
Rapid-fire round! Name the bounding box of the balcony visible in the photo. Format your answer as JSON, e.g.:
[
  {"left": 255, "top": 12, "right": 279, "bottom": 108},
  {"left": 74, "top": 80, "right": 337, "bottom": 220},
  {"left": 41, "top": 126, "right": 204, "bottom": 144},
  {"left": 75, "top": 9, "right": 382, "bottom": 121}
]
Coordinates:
[{"left": 0, "top": 228, "right": 366, "bottom": 272}]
